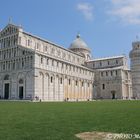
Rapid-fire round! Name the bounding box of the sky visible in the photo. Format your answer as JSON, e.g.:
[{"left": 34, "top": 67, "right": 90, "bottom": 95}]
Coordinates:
[{"left": 0, "top": 0, "right": 140, "bottom": 60}]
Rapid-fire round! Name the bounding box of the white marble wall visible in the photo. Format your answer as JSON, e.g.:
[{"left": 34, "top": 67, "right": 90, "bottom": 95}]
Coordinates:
[
  {"left": 34, "top": 68, "right": 93, "bottom": 101},
  {"left": 93, "top": 68, "right": 132, "bottom": 99}
]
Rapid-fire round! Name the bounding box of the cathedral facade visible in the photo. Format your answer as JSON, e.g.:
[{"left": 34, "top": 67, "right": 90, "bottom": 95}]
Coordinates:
[{"left": 0, "top": 23, "right": 133, "bottom": 101}]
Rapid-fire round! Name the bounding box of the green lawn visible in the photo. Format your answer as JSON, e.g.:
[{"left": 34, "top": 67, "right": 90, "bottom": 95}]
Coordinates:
[{"left": 0, "top": 100, "right": 140, "bottom": 140}]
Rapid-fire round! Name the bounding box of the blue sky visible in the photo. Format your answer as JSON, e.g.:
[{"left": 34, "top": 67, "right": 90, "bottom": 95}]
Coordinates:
[{"left": 0, "top": 0, "right": 140, "bottom": 59}]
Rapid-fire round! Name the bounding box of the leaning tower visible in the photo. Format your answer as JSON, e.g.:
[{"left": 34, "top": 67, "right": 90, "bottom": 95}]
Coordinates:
[{"left": 129, "top": 41, "right": 140, "bottom": 99}]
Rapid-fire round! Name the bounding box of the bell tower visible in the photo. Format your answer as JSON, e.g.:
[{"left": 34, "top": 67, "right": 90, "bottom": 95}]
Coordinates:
[{"left": 129, "top": 39, "right": 140, "bottom": 99}]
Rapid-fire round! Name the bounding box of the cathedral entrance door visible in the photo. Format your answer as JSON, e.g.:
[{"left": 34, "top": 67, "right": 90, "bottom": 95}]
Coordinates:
[
  {"left": 111, "top": 91, "right": 116, "bottom": 99},
  {"left": 19, "top": 86, "right": 23, "bottom": 99},
  {"left": 4, "top": 83, "right": 9, "bottom": 99}
]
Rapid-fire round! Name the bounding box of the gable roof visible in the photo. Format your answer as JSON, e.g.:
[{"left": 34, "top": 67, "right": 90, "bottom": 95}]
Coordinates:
[{"left": 0, "top": 23, "right": 22, "bottom": 36}]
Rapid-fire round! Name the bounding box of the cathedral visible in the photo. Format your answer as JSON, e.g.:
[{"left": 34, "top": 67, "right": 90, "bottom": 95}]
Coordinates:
[{"left": 0, "top": 23, "right": 135, "bottom": 101}]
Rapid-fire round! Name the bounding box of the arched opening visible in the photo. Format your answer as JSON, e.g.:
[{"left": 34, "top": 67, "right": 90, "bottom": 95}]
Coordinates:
[
  {"left": 4, "top": 75, "right": 10, "bottom": 99},
  {"left": 19, "top": 79, "right": 24, "bottom": 99}
]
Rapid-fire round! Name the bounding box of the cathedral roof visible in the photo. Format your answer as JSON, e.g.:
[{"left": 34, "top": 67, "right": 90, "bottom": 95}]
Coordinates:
[{"left": 69, "top": 34, "right": 90, "bottom": 51}]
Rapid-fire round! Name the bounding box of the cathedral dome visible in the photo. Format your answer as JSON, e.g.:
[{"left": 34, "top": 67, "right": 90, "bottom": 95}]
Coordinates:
[
  {"left": 69, "top": 34, "right": 90, "bottom": 51},
  {"left": 69, "top": 34, "right": 91, "bottom": 60}
]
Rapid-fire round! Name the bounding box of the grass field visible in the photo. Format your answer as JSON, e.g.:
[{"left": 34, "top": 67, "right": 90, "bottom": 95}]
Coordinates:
[{"left": 0, "top": 100, "right": 140, "bottom": 140}]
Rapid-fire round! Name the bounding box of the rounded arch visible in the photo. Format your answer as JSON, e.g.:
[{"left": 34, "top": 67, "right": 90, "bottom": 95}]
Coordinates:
[
  {"left": 45, "top": 72, "right": 50, "bottom": 77},
  {"left": 19, "top": 79, "right": 24, "bottom": 84},
  {"left": 39, "top": 72, "right": 44, "bottom": 77},
  {"left": 17, "top": 73, "right": 25, "bottom": 80},
  {"left": 4, "top": 74, "right": 10, "bottom": 80}
]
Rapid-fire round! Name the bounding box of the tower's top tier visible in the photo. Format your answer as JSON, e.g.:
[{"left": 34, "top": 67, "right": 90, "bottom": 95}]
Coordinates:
[{"left": 130, "top": 41, "right": 140, "bottom": 58}]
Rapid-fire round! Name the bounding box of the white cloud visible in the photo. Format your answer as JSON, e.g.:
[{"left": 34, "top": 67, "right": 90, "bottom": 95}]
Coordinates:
[
  {"left": 77, "top": 2, "right": 94, "bottom": 21},
  {"left": 108, "top": 0, "right": 140, "bottom": 24}
]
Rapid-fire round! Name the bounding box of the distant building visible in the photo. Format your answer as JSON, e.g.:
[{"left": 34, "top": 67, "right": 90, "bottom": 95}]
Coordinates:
[
  {"left": 87, "top": 56, "right": 132, "bottom": 99},
  {"left": 0, "top": 23, "right": 133, "bottom": 101}
]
